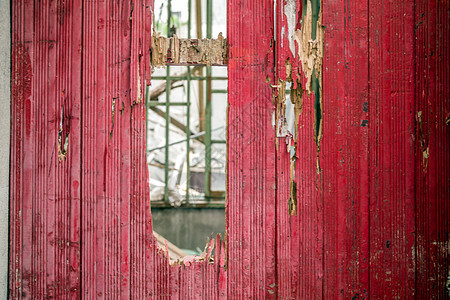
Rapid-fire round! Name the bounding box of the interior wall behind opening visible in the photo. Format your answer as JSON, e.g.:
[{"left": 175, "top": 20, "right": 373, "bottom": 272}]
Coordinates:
[{"left": 147, "top": 0, "right": 227, "bottom": 259}]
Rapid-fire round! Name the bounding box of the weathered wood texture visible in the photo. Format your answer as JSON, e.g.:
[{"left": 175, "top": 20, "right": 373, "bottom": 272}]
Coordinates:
[
  {"left": 368, "top": 1, "right": 416, "bottom": 298},
  {"left": 151, "top": 34, "right": 227, "bottom": 67},
  {"left": 413, "top": 0, "right": 450, "bottom": 297},
  {"left": 9, "top": 0, "right": 449, "bottom": 298}
]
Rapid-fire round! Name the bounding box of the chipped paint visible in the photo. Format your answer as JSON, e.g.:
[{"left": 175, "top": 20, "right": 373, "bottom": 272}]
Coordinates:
[
  {"left": 296, "top": 0, "right": 324, "bottom": 176},
  {"left": 275, "top": 0, "right": 323, "bottom": 209},
  {"left": 294, "top": 0, "right": 324, "bottom": 94},
  {"left": 110, "top": 97, "right": 117, "bottom": 139},
  {"left": 276, "top": 61, "right": 303, "bottom": 150},
  {"left": 275, "top": 60, "right": 304, "bottom": 215},
  {"left": 289, "top": 179, "right": 297, "bottom": 215},
  {"left": 57, "top": 104, "right": 69, "bottom": 161},
  {"left": 416, "top": 110, "right": 430, "bottom": 171},
  {"left": 276, "top": 0, "right": 323, "bottom": 156},
  {"left": 137, "top": 63, "right": 143, "bottom": 103}
]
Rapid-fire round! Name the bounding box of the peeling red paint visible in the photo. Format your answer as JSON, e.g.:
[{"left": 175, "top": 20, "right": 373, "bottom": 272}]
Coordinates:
[{"left": 9, "top": 0, "right": 450, "bottom": 298}]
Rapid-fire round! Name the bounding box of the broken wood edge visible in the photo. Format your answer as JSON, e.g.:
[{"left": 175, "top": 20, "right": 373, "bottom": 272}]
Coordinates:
[
  {"left": 153, "top": 231, "right": 225, "bottom": 267},
  {"left": 151, "top": 32, "right": 228, "bottom": 68}
]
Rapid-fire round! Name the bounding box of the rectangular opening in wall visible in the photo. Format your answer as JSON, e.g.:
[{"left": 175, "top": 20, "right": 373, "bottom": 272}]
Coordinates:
[{"left": 146, "top": 0, "right": 227, "bottom": 260}]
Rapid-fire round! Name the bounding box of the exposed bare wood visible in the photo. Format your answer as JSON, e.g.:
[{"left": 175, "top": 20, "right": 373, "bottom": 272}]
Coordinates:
[{"left": 151, "top": 33, "right": 228, "bottom": 67}]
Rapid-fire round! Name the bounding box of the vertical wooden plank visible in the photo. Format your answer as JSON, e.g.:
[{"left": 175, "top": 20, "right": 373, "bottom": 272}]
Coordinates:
[
  {"left": 33, "top": 1, "right": 42, "bottom": 297},
  {"left": 227, "top": 0, "right": 276, "bottom": 298},
  {"left": 274, "top": 1, "right": 300, "bottom": 298},
  {"left": 293, "top": 67, "right": 323, "bottom": 298},
  {"left": 433, "top": 3, "right": 450, "bottom": 295},
  {"left": 414, "top": 0, "right": 450, "bottom": 297},
  {"left": 368, "top": 0, "right": 416, "bottom": 298},
  {"left": 129, "top": 1, "right": 154, "bottom": 298},
  {"left": 275, "top": 0, "right": 325, "bottom": 298},
  {"left": 322, "top": 0, "right": 370, "bottom": 298},
  {"left": 321, "top": 0, "right": 345, "bottom": 297},
  {"left": 81, "top": 0, "right": 94, "bottom": 295},
  {"left": 67, "top": 0, "right": 83, "bottom": 297},
  {"left": 46, "top": 2, "right": 58, "bottom": 296},
  {"left": 9, "top": 1, "right": 22, "bottom": 297},
  {"left": 10, "top": 0, "right": 83, "bottom": 297},
  {"left": 130, "top": 2, "right": 150, "bottom": 297},
  {"left": 52, "top": 0, "right": 83, "bottom": 296},
  {"left": 433, "top": 2, "right": 450, "bottom": 296},
  {"left": 118, "top": 1, "right": 133, "bottom": 298},
  {"left": 81, "top": 0, "right": 107, "bottom": 296},
  {"left": 22, "top": 0, "right": 35, "bottom": 297},
  {"left": 130, "top": 84, "right": 152, "bottom": 299},
  {"left": 105, "top": 1, "right": 125, "bottom": 297},
  {"left": 81, "top": 1, "right": 154, "bottom": 298},
  {"left": 10, "top": 0, "right": 34, "bottom": 297}
]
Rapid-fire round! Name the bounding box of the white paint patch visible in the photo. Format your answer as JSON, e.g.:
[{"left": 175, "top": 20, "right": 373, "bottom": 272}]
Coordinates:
[
  {"left": 284, "top": 84, "right": 297, "bottom": 141},
  {"left": 277, "top": 116, "right": 290, "bottom": 138},
  {"left": 284, "top": 0, "right": 297, "bottom": 56},
  {"left": 276, "top": 85, "right": 297, "bottom": 159}
]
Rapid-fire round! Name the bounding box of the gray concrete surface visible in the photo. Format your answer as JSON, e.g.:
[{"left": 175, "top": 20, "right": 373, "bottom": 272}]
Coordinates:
[
  {"left": 0, "top": 0, "right": 10, "bottom": 297},
  {"left": 151, "top": 208, "right": 225, "bottom": 252}
]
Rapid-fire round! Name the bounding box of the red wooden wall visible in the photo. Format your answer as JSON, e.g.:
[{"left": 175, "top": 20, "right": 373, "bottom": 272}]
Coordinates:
[{"left": 10, "top": 0, "right": 449, "bottom": 298}]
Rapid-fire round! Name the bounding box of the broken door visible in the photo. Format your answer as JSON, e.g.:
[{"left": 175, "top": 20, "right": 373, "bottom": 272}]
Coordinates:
[{"left": 10, "top": 0, "right": 450, "bottom": 298}]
